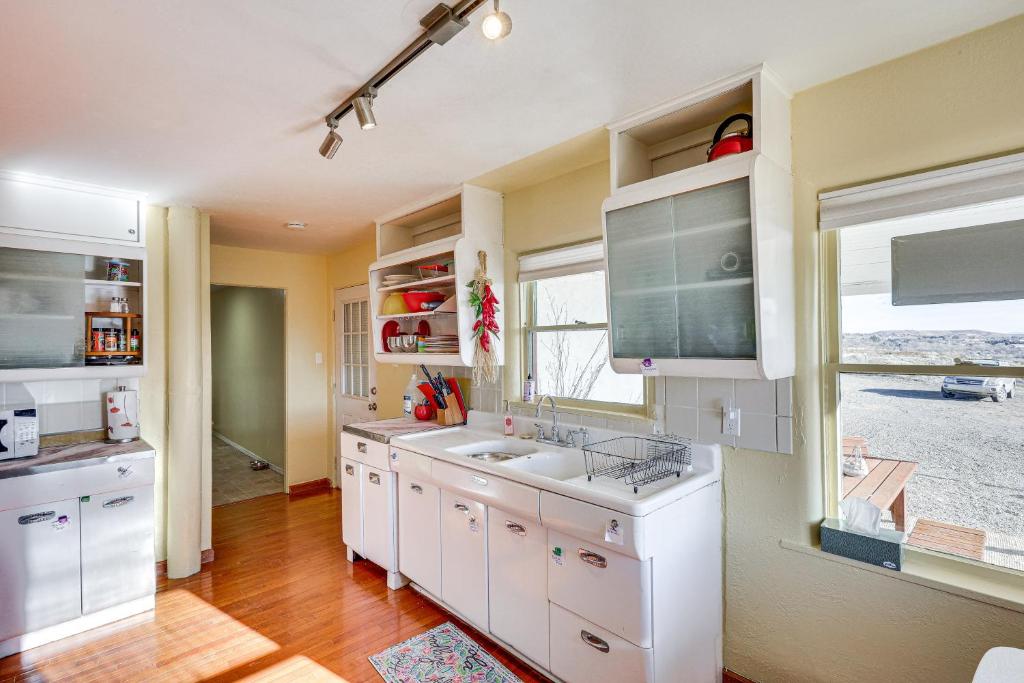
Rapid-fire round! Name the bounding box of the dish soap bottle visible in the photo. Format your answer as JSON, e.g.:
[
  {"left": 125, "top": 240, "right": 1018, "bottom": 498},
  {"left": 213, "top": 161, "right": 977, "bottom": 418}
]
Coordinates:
[
  {"left": 523, "top": 373, "right": 535, "bottom": 403},
  {"left": 403, "top": 373, "right": 418, "bottom": 417},
  {"left": 503, "top": 400, "right": 515, "bottom": 437}
]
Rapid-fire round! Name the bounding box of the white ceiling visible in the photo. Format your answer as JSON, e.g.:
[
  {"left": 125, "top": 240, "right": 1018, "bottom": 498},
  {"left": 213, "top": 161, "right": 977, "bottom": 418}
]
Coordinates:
[{"left": 1, "top": 1, "right": 1021, "bottom": 253}]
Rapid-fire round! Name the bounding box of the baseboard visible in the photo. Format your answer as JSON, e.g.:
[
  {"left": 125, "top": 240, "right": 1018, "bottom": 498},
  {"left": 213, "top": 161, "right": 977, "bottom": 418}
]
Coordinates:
[
  {"left": 724, "top": 669, "right": 758, "bottom": 683},
  {"left": 289, "top": 478, "right": 331, "bottom": 497},
  {"left": 155, "top": 547, "right": 215, "bottom": 578},
  {"left": 213, "top": 430, "right": 285, "bottom": 475}
]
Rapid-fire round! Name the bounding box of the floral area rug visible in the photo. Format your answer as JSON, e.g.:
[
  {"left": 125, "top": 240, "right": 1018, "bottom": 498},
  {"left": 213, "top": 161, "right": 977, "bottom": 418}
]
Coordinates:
[{"left": 369, "top": 622, "right": 522, "bottom": 683}]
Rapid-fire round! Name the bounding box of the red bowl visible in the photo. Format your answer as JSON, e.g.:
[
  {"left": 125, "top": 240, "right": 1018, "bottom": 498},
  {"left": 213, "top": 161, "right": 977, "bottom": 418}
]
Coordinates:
[
  {"left": 417, "top": 264, "right": 449, "bottom": 279},
  {"left": 403, "top": 291, "right": 446, "bottom": 311}
]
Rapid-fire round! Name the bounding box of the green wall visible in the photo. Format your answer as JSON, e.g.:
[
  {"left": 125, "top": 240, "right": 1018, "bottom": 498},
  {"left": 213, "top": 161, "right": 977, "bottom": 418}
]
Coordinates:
[{"left": 210, "top": 285, "right": 285, "bottom": 468}]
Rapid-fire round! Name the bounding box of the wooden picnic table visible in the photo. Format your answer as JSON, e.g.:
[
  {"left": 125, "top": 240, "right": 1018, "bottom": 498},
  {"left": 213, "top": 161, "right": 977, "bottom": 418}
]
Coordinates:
[{"left": 841, "top": 436, "right": 918, "bottom": 531}]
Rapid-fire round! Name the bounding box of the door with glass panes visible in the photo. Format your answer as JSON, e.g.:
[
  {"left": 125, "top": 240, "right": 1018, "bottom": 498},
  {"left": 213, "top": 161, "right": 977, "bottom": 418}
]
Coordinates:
[{"left": 334, "top": 286, "right": 376, "bottom": 477}]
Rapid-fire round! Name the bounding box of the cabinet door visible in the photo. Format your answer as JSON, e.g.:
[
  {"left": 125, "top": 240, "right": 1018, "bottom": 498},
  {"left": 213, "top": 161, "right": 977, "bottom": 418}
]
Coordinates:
[
  {"left": 0, "top": 176, "right": 140, "bottom": 243},
  {"left": 605, "top": 177, "right": 756, "bottom": 360},
  {"left": 340, "top": 457, "right": 363, "bottom": 556},
  {"left": 0, "top": 499, "right": 81, "bottom": 641},
  {"left": 80, "top": 485, "right": 155, "bottom": 614},
  {"left": 440, "top": 490, "right": 488, "bottom": 629},
  {"left": 398, "top": 475, "right": 441, "bottom": 597},
  {"left": 361, "top": 465, "right": 395, "bottom": 571},
  {"left": 488, "top": 510, "right": 549, "bottom": 668}
]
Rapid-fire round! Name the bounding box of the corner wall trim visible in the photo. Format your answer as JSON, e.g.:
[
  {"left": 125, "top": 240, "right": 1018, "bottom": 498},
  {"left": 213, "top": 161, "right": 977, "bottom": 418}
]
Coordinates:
[
  {"left": 289, "top": 478, "right": 332, "bottom": 497},
  {"left": 212, "top": 430, "right": 285, "bottom": 475}
]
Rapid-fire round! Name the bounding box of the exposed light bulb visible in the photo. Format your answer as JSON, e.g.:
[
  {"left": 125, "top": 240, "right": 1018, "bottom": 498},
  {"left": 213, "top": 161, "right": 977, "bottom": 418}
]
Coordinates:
[
  {"left": 481, "top": 0, "right": 511, "bottom": 40},
  {"left": 354, "top": 95, "right": 376, "bottom": 130},
  {"left": 319, "top": 123, "right": 342, "bottom": 159}
]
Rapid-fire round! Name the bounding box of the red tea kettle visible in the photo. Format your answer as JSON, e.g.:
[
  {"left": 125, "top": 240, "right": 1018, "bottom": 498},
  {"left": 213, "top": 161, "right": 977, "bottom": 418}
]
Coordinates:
[{"left": 707, "top": 113, "right": 753, "bottom": 162}]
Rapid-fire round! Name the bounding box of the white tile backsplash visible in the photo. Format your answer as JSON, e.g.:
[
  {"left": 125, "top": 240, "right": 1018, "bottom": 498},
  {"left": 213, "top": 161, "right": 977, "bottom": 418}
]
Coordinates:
[
  {"left": 736, "top": 379, "right": 777, "bottom": 414},
  {"left": 664, "top": 405, "right": 699, "bottom": 439},
  {"left": 666, "top": 377, "right": 698, "bottom": 407},
  {"left": 697, "top": 378, "right": 734, "bottom": 411},
  {"left": 737, "top": 411, "right": 777, "bottom": 452},
  {"left": 3, "top": 377, "right": 139, "bottom": 435},
  {"left": 699, "top": 408, "right": 735, "bottom": 447}
]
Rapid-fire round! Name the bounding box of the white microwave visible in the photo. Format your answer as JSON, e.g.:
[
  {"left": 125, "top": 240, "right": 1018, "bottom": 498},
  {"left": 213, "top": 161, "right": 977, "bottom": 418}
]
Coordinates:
[{"left": 0, "top": 408, "right": 39, "bottom": 460}]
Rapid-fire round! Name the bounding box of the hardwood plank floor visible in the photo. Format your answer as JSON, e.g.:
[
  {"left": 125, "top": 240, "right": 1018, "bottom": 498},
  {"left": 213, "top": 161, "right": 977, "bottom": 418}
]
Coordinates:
[{"left": 0, "top": 491, "right": 548, "bottom": 682}]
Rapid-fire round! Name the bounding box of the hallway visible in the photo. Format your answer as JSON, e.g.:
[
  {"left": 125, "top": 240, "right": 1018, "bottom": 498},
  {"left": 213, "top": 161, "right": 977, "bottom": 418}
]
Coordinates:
[{"left": 212, "top": 435, "right": 284, "bottom": 506}]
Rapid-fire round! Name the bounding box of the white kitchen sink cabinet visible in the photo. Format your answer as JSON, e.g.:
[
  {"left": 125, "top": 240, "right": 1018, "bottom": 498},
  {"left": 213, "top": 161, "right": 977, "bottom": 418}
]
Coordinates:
[
  {"left": 340, "top": 457, "right": 363, "bottom": 558},
  {"left": 397, "top": 474, "right": 442, "bottom": 598},
  {"left": 487, "top": 509, "right": 549, "bottom": 669},
  {"left": 0, "top": 498, "right": 83, "bottom": 642},
  {"left": 549, "top": 603, "right": 655, "bottom": 683},
  {"left": 440, "top": 490, "right": 488, "bottom": 630},
  {"left": 80, "top": 485, "right": 156, "bottom": 614}
]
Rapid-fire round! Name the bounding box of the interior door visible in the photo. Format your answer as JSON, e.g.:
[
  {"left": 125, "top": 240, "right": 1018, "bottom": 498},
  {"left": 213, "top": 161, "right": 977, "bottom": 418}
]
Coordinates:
[{"left": 334, "top": 285, "right": 376, "bottom": 481}]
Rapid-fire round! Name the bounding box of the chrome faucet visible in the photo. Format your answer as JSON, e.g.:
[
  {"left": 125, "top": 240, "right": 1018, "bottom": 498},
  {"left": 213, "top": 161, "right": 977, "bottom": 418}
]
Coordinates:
[{"left": 532, "top": 396, "right": 589, "bottom": 448}]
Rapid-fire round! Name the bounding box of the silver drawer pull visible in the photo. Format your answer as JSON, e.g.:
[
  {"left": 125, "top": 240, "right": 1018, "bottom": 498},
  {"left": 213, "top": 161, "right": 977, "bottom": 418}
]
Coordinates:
[
  {"left": 578, "top": 548, "right": 607, "bottom": 568},
  {"left": 580, "top": 630, "right": 610, "bottom": 653},
  {"left": 410, "top": 484, "right": 423, "bottom": 494},
  {"left": 454, "top": 502, "right": 470, "bottom": 514},
  {"left": 345, "top": 464, "right": 354, "bottom": 475},
  {"left": 505, "top": 520, "right": 526, "bottom": 536},
  {"left": 368, "top": 472, "right": 381, "bottom": 485},
  {"left": 471, "top": 475, "right": 488, "bottom": 486},
  {"left": 103, "top": 496, "right": 134, "bottom": 508},
  {"left": 18, "top": 511, "right": 55, "bottom": 525},
  {"left": 357, "top": 442, "right": 367, "bottom": 453}
]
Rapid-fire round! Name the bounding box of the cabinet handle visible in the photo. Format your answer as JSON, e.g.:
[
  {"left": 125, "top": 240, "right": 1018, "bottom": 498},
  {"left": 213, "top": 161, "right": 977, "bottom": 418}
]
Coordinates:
[
  {"left": 344, "top": 464, "right": 354, "bottom": 475},
  {"left": 128, "top": 228, "right": 136, "bottom": 235},
  {"left": 357, "top": 442, "right": 367, "bottom": 453},
  {"left": 505, "top": 520, "right": 526, "bottom": 536},
  {"left": 578, "top": 548, "right": 607, "bottom": 568},
  {"left": 18, "top": 511, "right": 55, "bottom": 525},
  {"left": 471, "top": 475, "right": 488, "bottom": 486},
  {"left": 410, "top": 484, "right": 423, "bottom": 494},
  {"left": 454, "top": 503, "right": 470, "bottom": 514},
  {"left": 117, "top": 465, "right": 133, "bottom": 478},
  {"left": 368, "top": 472, "right": 380, "bottom": 485},
  {"left": 103, "top": 496, "right": 134, "bottom": 508},
  {"left": 580, "top": 630, "right": 610, "bottom": 653}
]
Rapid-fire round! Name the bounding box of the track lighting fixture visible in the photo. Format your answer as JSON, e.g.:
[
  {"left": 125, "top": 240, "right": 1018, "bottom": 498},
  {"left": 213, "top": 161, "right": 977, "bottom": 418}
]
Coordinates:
[
  {"left": 318, "top": 123, "right": 342, "bottom": 159},
  {"left": 319, "top": 1, "right": 514, "bottom": 157},
  {"left": 481, "top": 0, "right": 511, "bottom": 40},
  {"left": 353, "top": 91, "right": 377, "bottom": 130}
]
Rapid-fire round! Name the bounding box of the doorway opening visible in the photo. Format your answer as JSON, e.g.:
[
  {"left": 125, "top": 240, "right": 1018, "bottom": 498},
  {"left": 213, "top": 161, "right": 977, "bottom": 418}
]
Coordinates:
[{"left": 210, "top": 284, "right": 286, "bottom": 505}]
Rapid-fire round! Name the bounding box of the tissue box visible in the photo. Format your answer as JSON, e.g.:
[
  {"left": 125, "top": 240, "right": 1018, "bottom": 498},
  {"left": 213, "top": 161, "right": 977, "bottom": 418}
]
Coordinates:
[{"left": 820, "top": 518, "right": 905, "bottom": 571}]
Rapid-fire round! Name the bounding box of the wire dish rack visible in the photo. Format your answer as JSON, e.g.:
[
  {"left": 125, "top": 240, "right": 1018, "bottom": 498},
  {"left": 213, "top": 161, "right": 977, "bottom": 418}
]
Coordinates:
[{"left": 582, "top": 435, "right": 693, "bottom": 493}]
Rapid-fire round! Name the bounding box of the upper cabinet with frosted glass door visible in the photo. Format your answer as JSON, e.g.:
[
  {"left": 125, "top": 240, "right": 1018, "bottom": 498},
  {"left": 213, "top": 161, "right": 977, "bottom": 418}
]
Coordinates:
[{"left": 601, "top": 65, "right": 794, "bottom": 379}]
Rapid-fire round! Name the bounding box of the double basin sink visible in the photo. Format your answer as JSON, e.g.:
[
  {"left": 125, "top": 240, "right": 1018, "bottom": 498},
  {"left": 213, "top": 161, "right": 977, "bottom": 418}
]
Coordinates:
[{"left": 446, "top": 439, "right": 587, "bottom": 482}]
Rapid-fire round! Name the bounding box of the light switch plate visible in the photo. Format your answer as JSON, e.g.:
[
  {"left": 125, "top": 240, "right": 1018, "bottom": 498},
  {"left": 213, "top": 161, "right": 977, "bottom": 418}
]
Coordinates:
[{"left": 315, "top": 352, "right": 323, "bottom": 365}]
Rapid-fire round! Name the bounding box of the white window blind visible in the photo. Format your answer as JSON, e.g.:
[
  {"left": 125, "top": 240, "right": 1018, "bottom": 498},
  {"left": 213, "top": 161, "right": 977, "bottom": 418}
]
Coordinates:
[
  {"left": 819, "top": 151, "right": 1024, "bottom": 233},
  {"left": 517, "top": 240, "right": 604, "bottom": 282}
]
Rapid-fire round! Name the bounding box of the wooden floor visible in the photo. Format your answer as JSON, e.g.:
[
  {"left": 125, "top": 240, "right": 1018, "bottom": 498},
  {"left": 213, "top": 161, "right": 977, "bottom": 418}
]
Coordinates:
[{"left": 0, "top": 490, "right": 548, "bottom": 682}]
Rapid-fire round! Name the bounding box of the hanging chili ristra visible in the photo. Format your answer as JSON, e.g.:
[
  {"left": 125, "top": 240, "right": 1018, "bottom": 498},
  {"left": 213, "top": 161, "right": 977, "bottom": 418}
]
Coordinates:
[{"left": 468, "top": 250, "right": 500, "bottom": 385}]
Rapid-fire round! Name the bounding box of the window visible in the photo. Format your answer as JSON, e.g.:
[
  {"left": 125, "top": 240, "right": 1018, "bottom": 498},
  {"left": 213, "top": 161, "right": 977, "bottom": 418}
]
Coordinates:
[
  {"left": 519, "top": 242, "right": 646, "bottom": 411},
  {"left": 821, "top": 154, "right": 1024, "bottom": 572}
]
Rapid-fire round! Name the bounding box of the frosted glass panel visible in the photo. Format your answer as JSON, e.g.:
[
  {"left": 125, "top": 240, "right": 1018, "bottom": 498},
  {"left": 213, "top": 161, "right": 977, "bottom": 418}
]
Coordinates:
[
  {"left": 0, "top": 247, "right": 85, "bottom": 369},
  {"left": 606, "top": 178, "right": 755, "bottom": 360}
]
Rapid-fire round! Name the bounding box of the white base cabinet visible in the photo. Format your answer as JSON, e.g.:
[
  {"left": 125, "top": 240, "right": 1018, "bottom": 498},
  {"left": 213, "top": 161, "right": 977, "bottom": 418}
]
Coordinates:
[
  {"left": 440, "top": 490, "right": 488, "bottom": 630},
  {"left": 397, "top": 474, "right": 442, "bottom": 597},
  {"left": 487, "top": 509, "right": 549, "bottom": 669},
  {"left": 361, "top": 465, "right": 396, "bottom": 571},
  {"left": 340, "top": 457, "right": 363, "bottom": 557},
  {"left": 550, "top": 603, "right": 654, "bottom": 683}
]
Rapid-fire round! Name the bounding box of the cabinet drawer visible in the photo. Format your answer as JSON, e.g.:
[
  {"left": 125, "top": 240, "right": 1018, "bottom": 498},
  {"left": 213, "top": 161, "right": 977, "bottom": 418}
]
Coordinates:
[
  {"left": 0, "top": 456, "right": 155, "bottom": 511},
  {"left": 548, "top": 529, "right": 652, "bottom": 648},
  {"left": 549, "top": 603, "right": 653, "bottom": 683},
  {"left": 390, "top": 447, "right": 432, "bottom": 480},
  {"left": 340, "top": 432, "right": 389, "bottom": 470},
  {"left": 540, "top": 491, "right": 643, "bottom": 559},
  {"left": 340, "top": 458, "right": 363, "bottom": 556},
  {"left": 433, "top": 460, "right": 539, "bottom": 523}
]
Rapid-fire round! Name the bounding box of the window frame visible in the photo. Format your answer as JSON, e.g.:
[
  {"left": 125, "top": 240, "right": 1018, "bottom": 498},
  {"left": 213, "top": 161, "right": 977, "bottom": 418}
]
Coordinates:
[
  {"left": 520, "top": 272, "right": 651, "bottom": 418},
  {"left": 821, "top": 228, "right": 1022, "bottom": 531}
]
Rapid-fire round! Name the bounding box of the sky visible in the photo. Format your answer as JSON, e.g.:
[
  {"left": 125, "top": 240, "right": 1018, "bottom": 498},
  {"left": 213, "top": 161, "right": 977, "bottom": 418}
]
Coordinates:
[{"left": 842, "top": 294, "right": 1024, "bottom": 335}]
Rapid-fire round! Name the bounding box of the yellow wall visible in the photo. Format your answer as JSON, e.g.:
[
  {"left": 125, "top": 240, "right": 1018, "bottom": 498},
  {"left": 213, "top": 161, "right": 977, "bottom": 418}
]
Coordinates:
[
  {"left": 210, "top": 245, "right": 330, "bottom": 486},
  {"left": 210, "top": 286, "right": 286, "bottom": 468},
  {"left": 492, "top": 15, "right": 1024, "bottom": 682}
]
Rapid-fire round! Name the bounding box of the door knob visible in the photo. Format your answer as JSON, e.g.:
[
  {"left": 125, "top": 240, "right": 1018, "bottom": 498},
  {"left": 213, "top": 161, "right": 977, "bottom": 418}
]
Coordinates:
[
  {"left": 371, "top": 387, "right": 377, "bottom": 395},
  {"left": 368, "top": 402, "right": 377, "bottom": 411}
]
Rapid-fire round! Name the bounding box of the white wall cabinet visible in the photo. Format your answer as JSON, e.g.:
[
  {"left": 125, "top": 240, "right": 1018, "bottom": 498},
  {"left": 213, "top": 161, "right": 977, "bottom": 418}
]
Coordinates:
[
  {"left": 397, "top": 474, "right": 442, "bottom": 597},
  {"left": 0, "top": 172, "right": 143, "bottom": 245},
  {"left": 0, "top": 498, "right": 83, "bottom": 642},
  {"left": 79, "top": 485, "right": 156, "bottom": 614},
  {"left": 440, "top": 490, "right": 488, "bottom": 629},
  {"left": 487, "top": 509, "right": 549, "bottom": 669},
  {"left": 340, "top": 457, "right": 363, "bottom": 558}
]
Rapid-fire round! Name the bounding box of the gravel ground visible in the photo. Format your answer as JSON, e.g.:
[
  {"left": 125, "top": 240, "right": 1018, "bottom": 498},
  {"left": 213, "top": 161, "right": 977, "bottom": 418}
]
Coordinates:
[{"left": 842, "top": 373, "right": 1024, "bottom": 569}]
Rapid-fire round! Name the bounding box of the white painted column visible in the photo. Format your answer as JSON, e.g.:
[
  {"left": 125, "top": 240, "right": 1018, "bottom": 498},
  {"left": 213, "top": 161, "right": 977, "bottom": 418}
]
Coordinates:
[{"left": 166, "top": 206, "right": 203, "bottom": 578}]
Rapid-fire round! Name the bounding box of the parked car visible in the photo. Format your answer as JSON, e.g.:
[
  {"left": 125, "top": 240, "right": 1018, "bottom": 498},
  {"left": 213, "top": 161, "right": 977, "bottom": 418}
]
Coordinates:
[{"left": 942, "top": 360, "right": 1017, "bottom": 401}]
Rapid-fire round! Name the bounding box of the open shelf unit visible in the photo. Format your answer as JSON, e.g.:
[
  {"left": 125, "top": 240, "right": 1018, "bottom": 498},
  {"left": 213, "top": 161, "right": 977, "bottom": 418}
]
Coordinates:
[
  {"left": 370, "top": 184, "right": 504, "bottom": 367},
  {"left": 608, "top": 64, "right": 791, "bottom": 194}
]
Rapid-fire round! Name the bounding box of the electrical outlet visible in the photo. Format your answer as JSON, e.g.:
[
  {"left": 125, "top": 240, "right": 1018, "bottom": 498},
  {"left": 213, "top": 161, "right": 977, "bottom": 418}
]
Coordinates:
[{"left": 722, "top": 402, "right": 741, "bottom": 436}]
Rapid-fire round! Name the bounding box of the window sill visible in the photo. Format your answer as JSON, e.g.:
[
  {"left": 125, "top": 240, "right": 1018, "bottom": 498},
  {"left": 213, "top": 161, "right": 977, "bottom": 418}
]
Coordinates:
[
  {"left": 780, "top": 539, "right": 1024, "bottom": 614},
  {"left": 506, "top": 399, "right": 653, "bottom": 425}
]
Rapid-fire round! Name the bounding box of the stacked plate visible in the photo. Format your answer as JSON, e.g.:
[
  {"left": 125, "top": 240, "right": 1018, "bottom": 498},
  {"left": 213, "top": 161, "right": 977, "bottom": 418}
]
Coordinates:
[
  {"left": 382, "top": 273, "right": 418, "bottom": 287},
  {"left": 417, "top": 335, "right": 459, "bottom": 354}
]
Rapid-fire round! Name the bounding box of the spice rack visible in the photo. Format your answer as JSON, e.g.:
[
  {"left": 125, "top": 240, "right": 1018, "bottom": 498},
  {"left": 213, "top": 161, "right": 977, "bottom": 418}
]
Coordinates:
[{"left": 84, "top": 311, "right": 143, "bottom": 363}]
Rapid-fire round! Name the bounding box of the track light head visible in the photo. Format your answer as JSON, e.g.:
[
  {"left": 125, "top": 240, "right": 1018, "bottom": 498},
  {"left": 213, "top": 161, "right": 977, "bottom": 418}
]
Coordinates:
[
  {"left": 481, "top": 0, "right": 511, "bottom": 40},
  {"left": 354, "top": 94, "right": 377, "bottom": 130},
  {"left": 319, "top": 123, "right": 342, "bottom": 159}
]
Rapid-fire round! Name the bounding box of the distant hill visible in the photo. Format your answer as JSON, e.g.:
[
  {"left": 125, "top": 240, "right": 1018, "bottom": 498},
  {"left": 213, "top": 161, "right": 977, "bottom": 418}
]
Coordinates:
[{"left": 843, "top": 330, "right": 1024, "bottom": 365}]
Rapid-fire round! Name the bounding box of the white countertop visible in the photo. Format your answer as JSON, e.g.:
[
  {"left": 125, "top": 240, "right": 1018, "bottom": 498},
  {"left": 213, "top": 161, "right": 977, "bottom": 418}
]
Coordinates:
[{"left": 391, "top": 416, "right": 722, "bottom": 517}]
